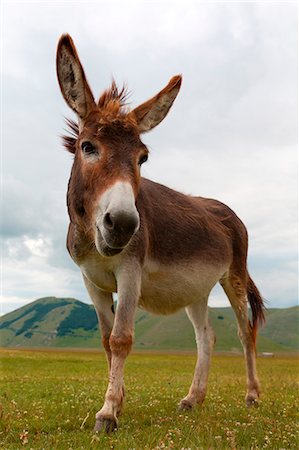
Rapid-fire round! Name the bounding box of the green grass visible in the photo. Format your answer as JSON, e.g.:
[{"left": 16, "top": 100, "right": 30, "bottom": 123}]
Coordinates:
[{"left": 0, "top": 349, "right": 298, "bottom": 449}]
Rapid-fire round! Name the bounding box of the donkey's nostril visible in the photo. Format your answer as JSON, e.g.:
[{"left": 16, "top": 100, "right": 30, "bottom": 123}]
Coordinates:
[
  {"left": 104, "top": 212, "right": 114, "bottom": 230},
  {"left": 103, "top": 210, "right": 139, "bottom": 238}
]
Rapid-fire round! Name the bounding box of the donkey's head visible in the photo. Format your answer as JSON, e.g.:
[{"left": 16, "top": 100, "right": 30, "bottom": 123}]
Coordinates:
[{"left": 57, "top": 34, "right": 181, "bottom": 257}]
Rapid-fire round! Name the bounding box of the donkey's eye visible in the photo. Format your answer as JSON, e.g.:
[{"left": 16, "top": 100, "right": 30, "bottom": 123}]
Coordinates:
[
  {"left": 138, "top": 154, "right": 148, "bottom": 166},
  {"left": 81, "top": 141, "right": 96, "bottom": 155}
]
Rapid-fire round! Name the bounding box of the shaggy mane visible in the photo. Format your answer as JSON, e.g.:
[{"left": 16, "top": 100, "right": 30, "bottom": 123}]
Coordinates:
[
  {"left": 62, "top": 82, "right": 135, "bottom": 154},
  {"left": 98, "top": 81, "right": 130, "bottom": 110},
  {"left": 62, "top": 119, "right": 79, "bottom": 154}
]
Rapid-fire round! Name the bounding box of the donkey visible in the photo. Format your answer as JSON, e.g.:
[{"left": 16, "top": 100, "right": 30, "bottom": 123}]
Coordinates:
[{"left": 56, "top": 34, "right": 265, "bottom": 433}]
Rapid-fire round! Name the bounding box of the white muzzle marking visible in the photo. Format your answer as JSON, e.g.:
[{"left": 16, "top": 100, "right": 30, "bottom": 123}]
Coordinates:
[{"left": 95, "top": 181, "right": 140, "bottom": 253}]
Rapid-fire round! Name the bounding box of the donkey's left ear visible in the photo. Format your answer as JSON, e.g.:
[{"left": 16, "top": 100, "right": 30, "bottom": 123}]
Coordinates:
[
  {"left": 56, "top": 34, "right": 96, "bottom": 119},
  {"left": 130, "top": 75, "right": 182, "bottom": 133}
]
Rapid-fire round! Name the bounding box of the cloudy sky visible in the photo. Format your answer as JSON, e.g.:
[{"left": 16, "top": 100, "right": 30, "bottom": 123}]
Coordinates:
[{"left": 1, "top": 1, "right": 298, "bottom": 314}]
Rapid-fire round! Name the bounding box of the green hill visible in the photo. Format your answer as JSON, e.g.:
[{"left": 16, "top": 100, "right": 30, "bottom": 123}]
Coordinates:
[{"left": 0, "top": 297, "right": 298, "bottom": 352}]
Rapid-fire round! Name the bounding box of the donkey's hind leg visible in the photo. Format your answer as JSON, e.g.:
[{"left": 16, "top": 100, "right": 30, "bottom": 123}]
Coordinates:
[
  {"left": 179, "top": 299, "right": 215, "bottom": 411},
  {"left": 220, "top": 275, "right": 260, "bottom": 406}
]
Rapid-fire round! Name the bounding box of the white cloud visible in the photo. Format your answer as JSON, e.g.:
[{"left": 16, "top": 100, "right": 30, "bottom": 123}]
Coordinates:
[
  {"left": 1, "top": 234, "right": 89, "bottom": 315},
  {"left": 23, "top": 237, "right": 51, "bottom": 258}
]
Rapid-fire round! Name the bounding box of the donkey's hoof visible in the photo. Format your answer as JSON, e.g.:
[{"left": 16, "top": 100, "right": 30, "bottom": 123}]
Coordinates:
[
  {"left": 178, "top": 399, "right": 194, "bottom": 411},
  {"left": 94, "top": 416, "right": 118, "bottom": 433},
  {"left": 246, "top": 395, "right": 259, "bottom": 408}
]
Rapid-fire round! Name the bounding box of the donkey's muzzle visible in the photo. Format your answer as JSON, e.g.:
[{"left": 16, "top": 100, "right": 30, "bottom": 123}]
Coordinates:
[
  {"left": 95, "top": 181, "right": 140, "bottom": 255},
  {"left": 102, "top": 210, "right": 140, "bottom": 249}
]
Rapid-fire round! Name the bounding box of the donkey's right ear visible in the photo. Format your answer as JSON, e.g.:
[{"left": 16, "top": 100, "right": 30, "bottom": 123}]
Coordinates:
[{"left": 56, "top": 34, "right": 96, "bottom": 118}]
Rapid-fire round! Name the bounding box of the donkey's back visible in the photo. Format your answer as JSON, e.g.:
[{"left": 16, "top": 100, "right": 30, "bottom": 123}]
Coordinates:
[{"left": 137, "top": 177, "right": 245, "bottom": 266}]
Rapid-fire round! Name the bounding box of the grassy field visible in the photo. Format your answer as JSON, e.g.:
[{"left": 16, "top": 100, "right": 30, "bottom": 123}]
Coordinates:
[{"left": 0, "top": 349, "right": 298, "bottom": 449}]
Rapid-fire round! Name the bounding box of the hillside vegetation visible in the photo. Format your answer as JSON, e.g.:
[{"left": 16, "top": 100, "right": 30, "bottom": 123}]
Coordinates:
[{"left": 0, "top": 297, "right": 298, "bottom": 352}]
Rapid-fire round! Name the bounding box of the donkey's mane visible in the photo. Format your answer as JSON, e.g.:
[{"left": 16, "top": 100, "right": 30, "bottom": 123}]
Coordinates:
[
  {"left": 98, "top": 81, "right": 130, "bottom": 109},
  {"left": 97, "top": 82, "right": 137, "bottom": 130},
  {"left": 62, "top": 119, "right": 79, "bottom": 154},
  {"left": 62, "top": 82, "right": 136, "bottom": 154}
]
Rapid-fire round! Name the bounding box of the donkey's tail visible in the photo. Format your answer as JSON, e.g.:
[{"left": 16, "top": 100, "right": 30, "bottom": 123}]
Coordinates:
[{"left": 247, "top": 273, "right": 266, "bottom": 344}]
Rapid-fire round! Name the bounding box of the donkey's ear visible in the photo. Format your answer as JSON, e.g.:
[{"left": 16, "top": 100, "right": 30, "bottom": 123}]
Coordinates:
[
  {"left": 56, "top": 34, "right": 96, "bottom": 118},
  {"left": 130, "top": 75, "right": 182, "bottom": 133}
]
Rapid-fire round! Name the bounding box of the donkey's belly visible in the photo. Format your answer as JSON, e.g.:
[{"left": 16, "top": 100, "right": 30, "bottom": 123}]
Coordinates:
[{"left": 139, "top": 260, "right": 228, "bottom": 315}]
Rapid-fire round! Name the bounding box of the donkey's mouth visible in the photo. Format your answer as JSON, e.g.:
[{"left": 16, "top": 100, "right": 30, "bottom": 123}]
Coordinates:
[
  {"left": 100, "top": 242, "right": 124, "bottom": 257},
  {"left": 95, "top": 229, "right": 133, "bottom": 257},
  {"left": 96, "top": 237, "right": 125, "bottom": 257},
  {"left": 95, "top": 220, "right": 138, "bottom": 257}
]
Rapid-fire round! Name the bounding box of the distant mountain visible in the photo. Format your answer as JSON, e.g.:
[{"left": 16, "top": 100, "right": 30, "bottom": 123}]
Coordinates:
[
  {"left": 0, "top": 297, "right": 100, "bottom": 349},
  {"left": 0, "top": 297, "right": 298, "bottom": 352}
]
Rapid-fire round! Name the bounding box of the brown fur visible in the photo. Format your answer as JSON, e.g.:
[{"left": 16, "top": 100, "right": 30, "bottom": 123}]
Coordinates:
[
  {"left": 63, "top": 104, "right": 265, "bottom": 337},
  {"left": 109, "top": 335, "right": 133, "bottom": 357},
  {"left": 65, "top": 112, "right": 146, "bottom": 240},
  {"left": 56, "top": 34, "right": 265, "bottom": 431},
  {"left": 98, "top": 81, "right": 129, "bottom": 110}
]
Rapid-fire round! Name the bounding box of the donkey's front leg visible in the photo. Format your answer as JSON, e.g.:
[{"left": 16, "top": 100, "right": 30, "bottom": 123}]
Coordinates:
[
  {"left": 83, "top": 275, "right": 115, "bottom": 370},
  {"left": 94, "top": 262, "right": 141, "bottom": 433}
]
